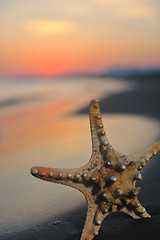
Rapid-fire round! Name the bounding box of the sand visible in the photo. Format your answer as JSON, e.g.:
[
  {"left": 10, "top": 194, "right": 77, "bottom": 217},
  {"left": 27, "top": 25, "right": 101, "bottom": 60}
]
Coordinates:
[{"left": 0, "top": 77, "right": 160, "bottom": 240}]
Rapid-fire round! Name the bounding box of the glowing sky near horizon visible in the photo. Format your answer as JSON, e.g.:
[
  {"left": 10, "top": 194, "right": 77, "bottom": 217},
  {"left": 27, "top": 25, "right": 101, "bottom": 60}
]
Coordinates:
[{"left": 0, "top": 0, "right": 160, "bottom": 77}]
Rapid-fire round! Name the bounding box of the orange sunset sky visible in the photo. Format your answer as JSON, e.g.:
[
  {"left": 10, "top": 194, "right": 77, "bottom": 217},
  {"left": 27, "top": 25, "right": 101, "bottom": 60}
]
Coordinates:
[{"left": 0, "top": 0, "right": 160, "bottom": 77}]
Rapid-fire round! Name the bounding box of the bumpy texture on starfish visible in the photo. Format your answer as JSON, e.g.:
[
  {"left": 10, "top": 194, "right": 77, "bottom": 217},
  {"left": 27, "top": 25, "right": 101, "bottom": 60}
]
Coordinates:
[{"left": 31, "top": 99, "right": 160, "bottom": 240}]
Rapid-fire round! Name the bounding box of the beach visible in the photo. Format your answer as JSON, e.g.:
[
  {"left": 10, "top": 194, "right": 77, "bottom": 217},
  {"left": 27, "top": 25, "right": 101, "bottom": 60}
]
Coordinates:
[{"left": 0, "top": 77, "right": 160, "bottom": 240}]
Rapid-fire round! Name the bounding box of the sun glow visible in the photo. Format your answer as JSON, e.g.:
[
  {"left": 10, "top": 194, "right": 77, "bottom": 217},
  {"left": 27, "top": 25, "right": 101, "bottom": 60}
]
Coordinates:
[{"left": 25, "top": 20, "right": 74, "bottom": 35}]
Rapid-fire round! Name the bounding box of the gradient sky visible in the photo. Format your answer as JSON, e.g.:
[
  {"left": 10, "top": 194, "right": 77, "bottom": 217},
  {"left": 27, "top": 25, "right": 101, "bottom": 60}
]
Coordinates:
[{"left": 0, "top": 0, "right": 160, "bottom": 77}]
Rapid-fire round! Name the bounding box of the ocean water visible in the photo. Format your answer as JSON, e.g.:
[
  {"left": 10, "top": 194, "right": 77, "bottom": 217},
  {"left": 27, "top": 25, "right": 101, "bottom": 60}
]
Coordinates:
[{"left": 0, "top": 77, "right": 134, "bottom": 111}]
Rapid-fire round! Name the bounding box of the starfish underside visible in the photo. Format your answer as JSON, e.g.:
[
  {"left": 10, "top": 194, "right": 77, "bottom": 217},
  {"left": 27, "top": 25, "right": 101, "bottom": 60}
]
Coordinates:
[{"left": 31, "top": 99, "right": 160, "bottom": 240}]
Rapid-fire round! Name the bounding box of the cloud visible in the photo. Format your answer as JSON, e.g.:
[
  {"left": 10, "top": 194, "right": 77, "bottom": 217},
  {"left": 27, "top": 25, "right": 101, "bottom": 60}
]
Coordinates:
[
  {"left": 92, "top": 0, "right": 154, "bottom": 19},
  {"left": 24, "top": 20, "right": 74, "bottom": 35}
]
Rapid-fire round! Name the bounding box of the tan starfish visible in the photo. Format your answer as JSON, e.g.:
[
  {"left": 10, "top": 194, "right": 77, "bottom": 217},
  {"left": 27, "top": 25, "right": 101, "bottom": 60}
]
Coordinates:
[{"left": 31, "top": 99, "right": 160, "bottom": 240}]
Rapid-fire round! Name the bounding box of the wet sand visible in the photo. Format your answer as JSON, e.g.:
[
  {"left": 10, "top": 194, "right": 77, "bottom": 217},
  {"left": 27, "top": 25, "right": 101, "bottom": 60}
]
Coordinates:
[{"left": 0, "top": 77, "right": 160, "bottom": 240}]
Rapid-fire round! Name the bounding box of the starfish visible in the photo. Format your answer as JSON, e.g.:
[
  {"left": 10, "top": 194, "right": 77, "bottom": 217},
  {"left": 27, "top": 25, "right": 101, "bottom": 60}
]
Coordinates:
[{"left": 31, "top": 99, "right": 160, "bottom": 240}]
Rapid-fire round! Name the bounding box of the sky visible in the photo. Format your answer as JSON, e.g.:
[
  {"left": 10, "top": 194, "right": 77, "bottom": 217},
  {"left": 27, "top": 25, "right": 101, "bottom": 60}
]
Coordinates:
[{"left": 0, "top": 0, "right": 160, "bottom": 77}]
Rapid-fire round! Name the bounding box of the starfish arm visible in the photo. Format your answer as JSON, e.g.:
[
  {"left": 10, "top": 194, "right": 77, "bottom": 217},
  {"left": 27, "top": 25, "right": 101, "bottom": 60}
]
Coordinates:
[
  {"left": 89, "top": 99, "right": 110, "bottom": 153},
  {"left": 80, "top": 202, "right": 99, "bottom": 240},
  {"left": 126, "top": 141, "right": 160, "bottom": 168},
  {"left": 80, "top": 190, "right": 110, "bottom": 240},
  {"left": 135, "top": 204, "right": 151, "bottom": 218},
  {"left": 89, "top": 99, "right": 121, "bottom": 164},
  {"left": 121, "top": 197, "right": 151, "bottom": 219},
  {"left": 30, "top": 166, "right": 88, "bottom": 192}
]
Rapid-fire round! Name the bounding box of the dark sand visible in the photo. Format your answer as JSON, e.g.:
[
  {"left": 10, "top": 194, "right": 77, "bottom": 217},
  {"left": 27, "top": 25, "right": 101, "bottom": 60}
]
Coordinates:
[
  {"left": 2, "top": 78, "right": 160, "bottom": 240},
  {"left": 79, "top": 78, "right": 160, "bottom": 120}
]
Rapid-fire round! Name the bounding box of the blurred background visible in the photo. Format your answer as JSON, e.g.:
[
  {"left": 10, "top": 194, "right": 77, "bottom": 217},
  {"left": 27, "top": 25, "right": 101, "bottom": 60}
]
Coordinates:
[{"left": 0, "top": 1, "right": 160, "bottom": 239}]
